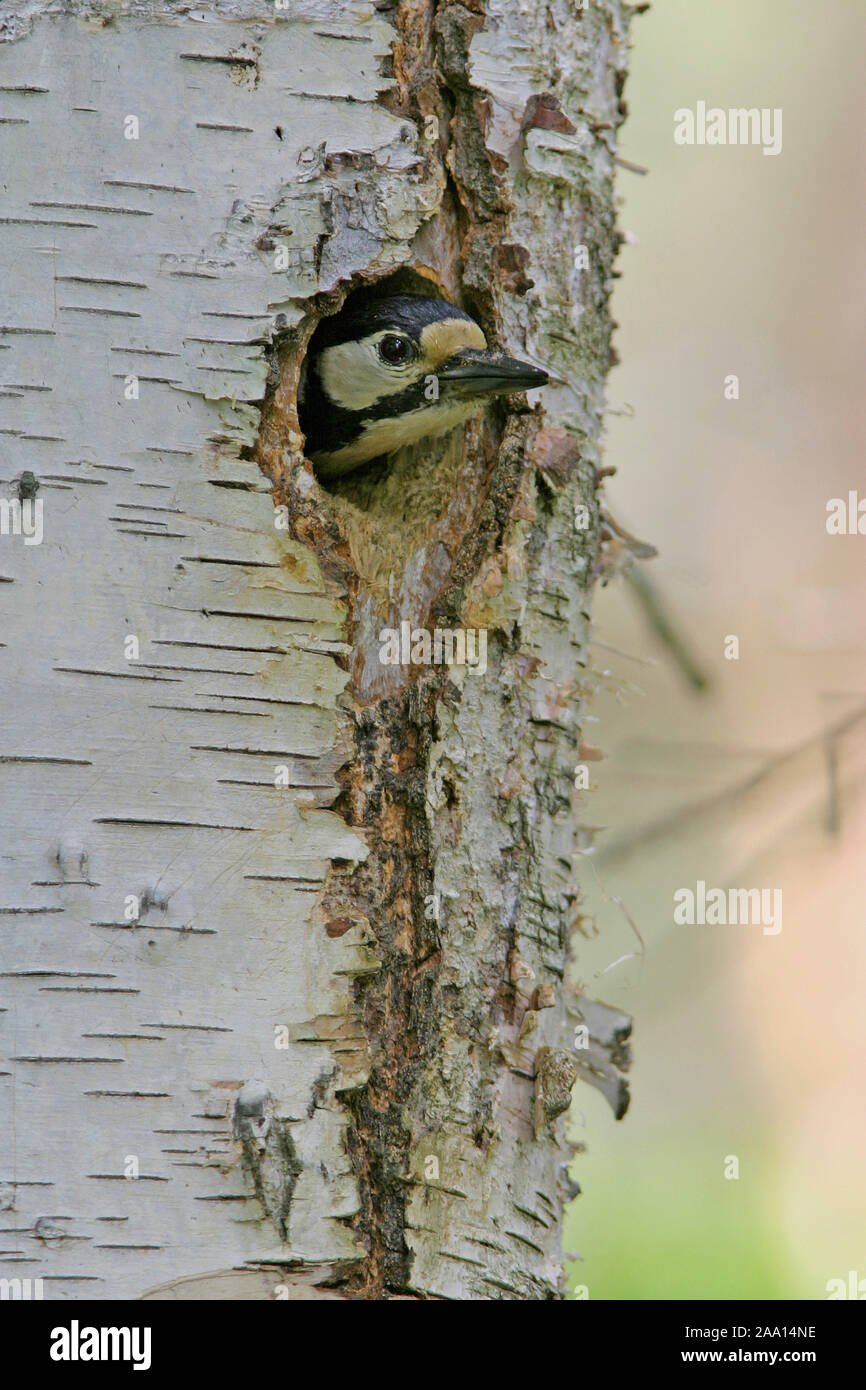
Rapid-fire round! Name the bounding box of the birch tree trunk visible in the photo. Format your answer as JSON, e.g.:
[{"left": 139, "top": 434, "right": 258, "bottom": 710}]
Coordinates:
[{"left": 0, "top": 0, "right": 632, "bottom": 1301}]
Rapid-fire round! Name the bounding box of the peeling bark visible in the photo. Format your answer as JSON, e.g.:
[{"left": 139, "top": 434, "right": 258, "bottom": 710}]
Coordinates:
[{"left": 0, "top": 0, "right": 632, "bottom": 1301}]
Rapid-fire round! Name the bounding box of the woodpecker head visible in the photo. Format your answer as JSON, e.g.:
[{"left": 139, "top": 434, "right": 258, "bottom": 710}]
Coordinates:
[{"left": 298, "top": 294, "right": 548, "bottom": 478}]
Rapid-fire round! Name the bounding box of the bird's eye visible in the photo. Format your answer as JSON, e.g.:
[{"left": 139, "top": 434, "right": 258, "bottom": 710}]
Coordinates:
[{"left": 377, "top": 334, "right": 414, "bottom": 366}]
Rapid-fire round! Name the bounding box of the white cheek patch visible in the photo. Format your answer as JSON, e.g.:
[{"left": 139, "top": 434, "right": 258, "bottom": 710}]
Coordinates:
[
  {"left": 317, "top": 335, "right": 422, "bottom": 411},
  {"left": 313, "top": 397, "right": 482, "bottom": 476}
]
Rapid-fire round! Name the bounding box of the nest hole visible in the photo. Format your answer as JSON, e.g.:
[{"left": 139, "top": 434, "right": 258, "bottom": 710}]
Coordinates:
[{"left": 292, "top": 268, "right": 488, "bottom": 607}]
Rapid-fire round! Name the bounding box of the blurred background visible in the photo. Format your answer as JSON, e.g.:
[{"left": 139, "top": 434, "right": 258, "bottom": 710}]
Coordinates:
[{"left": 565, "top": 0, "right": 866, "bottom": 1299}]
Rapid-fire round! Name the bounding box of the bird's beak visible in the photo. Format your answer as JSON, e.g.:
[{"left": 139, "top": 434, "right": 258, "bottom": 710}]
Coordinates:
[{"left": 436, "top": 348, "right": 548, "bottom": 398}]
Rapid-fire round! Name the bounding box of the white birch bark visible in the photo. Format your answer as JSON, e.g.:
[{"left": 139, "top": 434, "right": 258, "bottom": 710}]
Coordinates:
[{"left": 0, "top": 0, "right": 632, "bottom": 1301}]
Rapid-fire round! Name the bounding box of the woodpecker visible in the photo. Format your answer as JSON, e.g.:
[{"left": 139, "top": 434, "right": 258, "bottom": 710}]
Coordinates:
[{"left": 298, "top": 294, "right": 548, "bottom": 478}]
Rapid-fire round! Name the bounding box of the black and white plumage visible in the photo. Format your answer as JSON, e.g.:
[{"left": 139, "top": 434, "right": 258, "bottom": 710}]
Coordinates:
[{"left": 298, "top": 294, "right": 548, "bottom": 478}]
